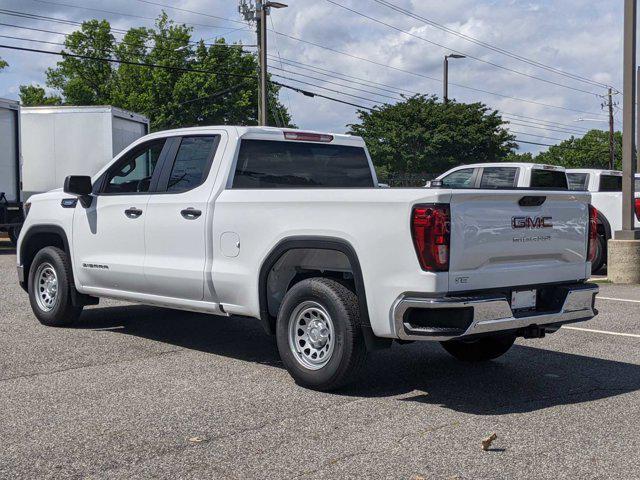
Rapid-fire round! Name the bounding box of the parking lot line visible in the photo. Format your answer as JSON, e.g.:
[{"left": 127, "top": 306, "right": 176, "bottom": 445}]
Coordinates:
[
  {"left": 597, "top": 296, "right": 640, "bottom": 304},
  {"left": 562, "top": 326, "right": 640, "bottom": 338}
]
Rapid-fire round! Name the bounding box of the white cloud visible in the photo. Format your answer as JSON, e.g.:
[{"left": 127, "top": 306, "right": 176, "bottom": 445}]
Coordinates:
[{"left": 0, "top": 0, "right": 626, "bottom": 154}]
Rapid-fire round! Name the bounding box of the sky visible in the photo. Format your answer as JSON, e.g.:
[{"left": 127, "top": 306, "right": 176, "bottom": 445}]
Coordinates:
[{"left": 0, "top": 0, "right": 628, "bottom": 154}]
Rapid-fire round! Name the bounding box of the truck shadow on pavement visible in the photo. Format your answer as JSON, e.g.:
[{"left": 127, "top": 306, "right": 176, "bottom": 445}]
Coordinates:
[{"left": 78, "top": 304, "right": 640, "bottom": 416}]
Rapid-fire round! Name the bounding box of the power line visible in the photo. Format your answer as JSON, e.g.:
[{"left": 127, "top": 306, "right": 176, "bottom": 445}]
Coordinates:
[
  {"left": 0, "top": 43, "right": 258, "bottom": 80},
  {"left": 133, "top": 0, "right": 246, "bottom": 26},
  {"left": 266, "top": 54, "right": 419, "bottom": 96},
  {"left": 510, "top": 131, "right": 571, "bottom": 142},
  {"left": 504, "top": 117, "right": 590, "bottom": 135},
  {"left": 0, "top": 19, "right": 257, "bottom": 49},
  {"left": 270, "top": 28, "right": 608, "bottom": 117},
  {"left": 27, "top": 0, "right": 244, "bottom": 32},
  {"left": 369, "top": 0, "right": 611, "bottom": 90},
  {"left": 272, "top": 81, "right": 373, "bottom": 110},
  {"left": 269, "top": 65, "right": 403, "bottom": 102},
  {"left": 323, "top": 0, "right": 602, "bottom": 96},
  {"left": 270, "top": 74, "right": 382, "bottom": 105},
  {"left": 3, "top": 22, "right": 602, "bottom": 133}
]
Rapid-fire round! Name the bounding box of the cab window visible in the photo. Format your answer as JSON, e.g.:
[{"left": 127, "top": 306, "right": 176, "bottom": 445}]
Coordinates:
[
  {"left": 598, "top": 175, "right": 622, "bottom": 192},
  {"left": 103, "top": 139, "right": 166, "bottom": 194},
  {"left": 567, "top": 173, "right": 589, "bottom": 191},
  {"left": 479, "top": 167, "right": 518, "bottom": 188},
  {"left": 530, "top": 169, "right": 568, "bottom": 189},
  {"left": 440, "top": 168, "right": 476, "bottom": 189}
]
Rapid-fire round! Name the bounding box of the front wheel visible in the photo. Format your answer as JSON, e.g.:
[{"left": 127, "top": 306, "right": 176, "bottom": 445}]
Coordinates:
[
  {"left": 276, "top": 277, "right": 367, "bottom": 391},
  {"left": 440, "top": 334, "right": 516, "bottom": 362},
  {"left": 28, "top": 246, "right": 82, "bottom": 327}
]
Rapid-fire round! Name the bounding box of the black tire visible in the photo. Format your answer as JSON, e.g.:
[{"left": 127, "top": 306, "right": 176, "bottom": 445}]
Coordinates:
[
  {"left": 440, "top": 334, "right": 516, "bottom": 362},
  {"left": 276, "top": 277, "right": 367, "bottom": 391},
  {"left": 28, "top": 246, "right": 82, "bottom": 327},
  {"left": 590, "top": 234, "right": 606, "bottom": 275}
]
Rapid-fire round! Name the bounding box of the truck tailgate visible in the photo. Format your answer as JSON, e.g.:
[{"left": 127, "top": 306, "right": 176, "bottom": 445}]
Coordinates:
[{"left": 448, "top": 190, "right": 590, "bottom": 292}]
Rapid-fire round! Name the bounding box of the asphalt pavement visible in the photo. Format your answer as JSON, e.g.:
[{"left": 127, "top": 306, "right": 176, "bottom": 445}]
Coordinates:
[{"left": 1, "top": 239, "right": 639, "bottom": 479}]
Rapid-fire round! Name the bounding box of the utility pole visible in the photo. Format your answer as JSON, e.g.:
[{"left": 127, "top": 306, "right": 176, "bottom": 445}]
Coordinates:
[
  {"left": 619, "top": 0, "right": 637, "bottom": 235},
  {"left": 239, "top": 0, "right": 287, "bottom": 126},
  {"left": 257, "top": 1, "right": 267, "bottom": 126}
]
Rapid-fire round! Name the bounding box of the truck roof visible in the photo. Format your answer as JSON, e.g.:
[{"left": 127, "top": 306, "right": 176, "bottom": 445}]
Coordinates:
[
  {"left": 141, "top": 126, "right": 366, "bottom": 147},
  {"left": 566, "top": 168, "right": 622, "bottom": 176},
  {"left": 449, "top": 162, "right": 565, "bottom": 171}
]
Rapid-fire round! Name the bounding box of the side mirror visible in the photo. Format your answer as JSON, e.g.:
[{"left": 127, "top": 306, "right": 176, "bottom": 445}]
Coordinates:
[
  {"left": 63, "top": 176, "right": 93, "bottom": 207},
  {"left": 64, "top": 175, "right": 92, "bottom": 196}
]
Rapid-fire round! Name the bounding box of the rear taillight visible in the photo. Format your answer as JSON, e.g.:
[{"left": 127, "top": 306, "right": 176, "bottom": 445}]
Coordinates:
[
  {"left": 411, "top": 204, "right": 450, "bottom": 271},
  {"left": 635, "top": 198, "right": 640, "bottom": 221},
  {"left": 587, "top": 204, "right": 598, "bottom": 263}
]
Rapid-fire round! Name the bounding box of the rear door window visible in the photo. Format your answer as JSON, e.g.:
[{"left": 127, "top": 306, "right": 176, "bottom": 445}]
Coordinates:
[
  {"left": 232, "top": 140, "right": 374, "bottom": 188},
  {"left": 598, "top": 175, "right": 622, "bottom": 192},
  {"left": 479, "top": 167, "right": 518, "bottom": 188},
  {"left": 165, "top": 136, "right": 220, "bottom": 193},
  {"left": 567, "top": 173, "right": 589, "bottom": 191},
  {"left": 440, "top": 168, "right": 476, "bottom": 189},
  {"left": 530, "top": 169, "right": 568, "bottom": 189}
]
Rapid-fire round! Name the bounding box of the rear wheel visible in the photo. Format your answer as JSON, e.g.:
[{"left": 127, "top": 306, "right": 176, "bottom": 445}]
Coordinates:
[
  {"left": 590, "top": 233, "right": 606, "bottom": 274},
  {"left": 440, "top": 334, "right": 516, "bottom": 362},
  {"left": 28, "top": 246, "right": 82, "bottom": 327},
  {"left": 276, "top": 277, "right": 366, "bottom": 391}
]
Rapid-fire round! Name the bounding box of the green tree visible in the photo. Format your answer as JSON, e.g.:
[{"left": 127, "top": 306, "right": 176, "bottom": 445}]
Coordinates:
[
  {"left": 24, "top": 14, "right": 292, "bottom": 130},
  {"left": 0, "top": 58, "right": 7, "bottom": 70},
  {"left": 348, "top": 95, "right": 516, "bottom": 174},
  {"left": 19, "top": 85, "right": 62, "bottom": 106},
  {"left": 534, "top": 130, "right": 622, "bottom": 169}
]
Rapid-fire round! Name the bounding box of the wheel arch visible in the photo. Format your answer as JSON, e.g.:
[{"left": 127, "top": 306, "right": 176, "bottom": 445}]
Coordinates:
[
  {"left": 19, "top": 224, "right": 70, "bottom": 292},
  {"left": 258, "top": 236, "right": 370, "bottom": 336}
]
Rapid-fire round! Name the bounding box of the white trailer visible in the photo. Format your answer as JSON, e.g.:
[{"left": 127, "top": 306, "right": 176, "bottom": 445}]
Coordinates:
[
  {"left": 20, "top": 106, "right": 149, "bottom": 202},
  {"left": 0, "top": 98, "right": 21, "bottom": 243}
]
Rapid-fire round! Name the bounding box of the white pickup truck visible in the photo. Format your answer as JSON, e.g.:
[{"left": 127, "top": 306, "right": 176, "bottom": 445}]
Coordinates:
[
  {"left": 566, "top": 169, "right": 640, "bottom": 273},
  {"left": 17, "top": 127, "right": 599, "bottom": 390},
  {"left": 431, "top": 162, "right": 569, "bottom": 190}
]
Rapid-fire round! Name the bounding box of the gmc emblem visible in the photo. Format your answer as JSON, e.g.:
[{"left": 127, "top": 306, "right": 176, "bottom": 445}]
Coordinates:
[{"left": 512, "top": 216, "right": 553, "bottom": 229}]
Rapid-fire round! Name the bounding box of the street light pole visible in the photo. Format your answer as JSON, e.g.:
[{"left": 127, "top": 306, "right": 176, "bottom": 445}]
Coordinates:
[
  {"left": 443, "top": 55, "right": 448, "bottom": 102},
  {"left": 443, "top": 54, "right": 465, "bottom": 103}
]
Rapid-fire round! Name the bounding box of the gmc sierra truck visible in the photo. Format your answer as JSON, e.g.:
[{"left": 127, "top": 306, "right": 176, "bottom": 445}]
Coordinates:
[{"left": 17, "top": 127, "right": 599, "bottom": 391}]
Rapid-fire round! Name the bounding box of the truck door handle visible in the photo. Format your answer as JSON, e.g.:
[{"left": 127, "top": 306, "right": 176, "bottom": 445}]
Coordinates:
[
  {"left": 181, "top": 208, "right": 202, "bottom": 219},
  {"left": 124, "top": 207, "right": 143, "bottom": 218}
]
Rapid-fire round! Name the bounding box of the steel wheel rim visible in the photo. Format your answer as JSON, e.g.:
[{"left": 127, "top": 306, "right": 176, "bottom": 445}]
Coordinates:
[
  {"left": 34, "top": 262, "right": 59, "bottom": 312},
  {"left": 288, "top": 301, "right": 335, "bottom": 370}
]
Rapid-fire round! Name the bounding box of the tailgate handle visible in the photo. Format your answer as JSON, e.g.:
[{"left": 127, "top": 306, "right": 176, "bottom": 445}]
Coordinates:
[{"left": 519, "top": 196, "right": 546, "bottom": 207}]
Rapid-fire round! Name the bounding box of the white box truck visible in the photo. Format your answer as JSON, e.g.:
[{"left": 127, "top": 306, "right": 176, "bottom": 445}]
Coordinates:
[
  {"left": 0, "top": 98, "right": 21, "bottom": 244},
  {"left": 21, "top": 106, "right": 149, "bottom": 203}
]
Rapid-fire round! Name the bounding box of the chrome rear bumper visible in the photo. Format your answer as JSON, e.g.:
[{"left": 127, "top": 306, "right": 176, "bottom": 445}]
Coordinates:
[{"left": 393, "top": 283, "right": 598, "bottom": 341}]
